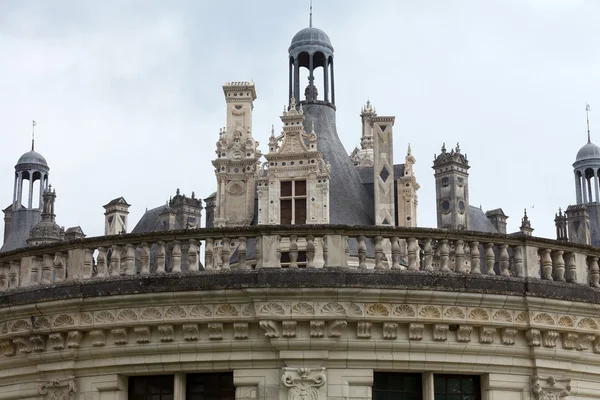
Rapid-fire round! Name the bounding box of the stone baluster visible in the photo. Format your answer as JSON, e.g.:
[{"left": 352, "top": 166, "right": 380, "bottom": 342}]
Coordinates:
[
  {"left": 156, "top": 241, "right": 166, "bottom": 274},
  {"left": 110, "top": 245, "right": 121, "bottom": 277},
  {"left": 124, "top": 244, "right": 136, "bottom": 276},
  {"left": 180, "top": 241, "right": 190, "bottom": 271},
  {"left": 205, "top": 238, "right": 214, "bottom": 270},
  {"left": 485, "top": 243, "right": 495, "bottom": 275},
  {"left": 197, "top": 240, "right": 203, "bottom": 270},
  {"left": 306, "top": 235, "right": 316, "bottom": 268},
  {"left": 188, "top": 239, "right": 199, "bottom": 272},
  {"left": 357, "top": 235, "right": 367, "bottom": 269},
  {"left": 54, "top": 252, "right": 65, "bottom": 281},
  {"left": 439, "top": 239, "right": 450, "bottom": 272},
  {"left": 407, "top": 237, "right": 418, "bottom": 271},
  {"left": 499, "top": 244, "right": 510, "bottom": 276},
  {"left": 512, "top": 246, "right": 523, "bottom": 277},
  {"left": 171, "top": 240, "right": 182, "bottom": 272},
  {"left": 9, "top": 260, "right": 19, "bottom": 288},
  {"left": 255, "top": 236, "right": 262, "bottom": 269},
  {"left": 275, "top": 235, "right": 282, "bottom": 268},
  {"left": 96, "top": 247, "right": 107, "bottom": 278},
  {"left": 139, "top": 243, "right": 150, "bottom": 275},
  {"left": 0, "top": 262, "right": 7, "bottom": 291},
  {"left": 391, "top": 236, "right": 402, "bottom": 270},
  {"left": 374, "top": 236, "right": 385, "bottom": 270},
  {"left": 588, "top": 256, "right": 600, "bottom": 287},
  {"left": 455, "top": 239, "right": 465, "bottom": 273},
  {"left": 469, "top": 241, "right": 480, "bottom": 274},
  {"left": 289, "top": 235, "right": 298, "bottom": 268},
  {"left": 237, "top": 237, "right": 247, "bottom": 269},
  {"left": 344, "top": 236, "right": 350, "bottom": 267},
  {"left": 30, "top": 256, "right": 41, "bottom": 285},
  {"left": 564, "top": 252, "right": 577, "bottom": 283},
  {"left": 220, "top": 238, "right": 230, "bottom": 270},
  {"left": 322, "top": 235, "right": 329, "bottom": 268},
  {"left": 82, "top": 249, "right": 94, "bottom": 279},
  {"left": 552, "top": 250, "right": 565, "bottom": 282},
  {"left": 540, "top": 249, "right": 553, "bottom": 280},
  {"left": 423, "top": 238, "right": 433, "bottom": 272}
]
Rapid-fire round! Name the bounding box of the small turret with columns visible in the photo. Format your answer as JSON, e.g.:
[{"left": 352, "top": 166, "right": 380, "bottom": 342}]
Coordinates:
[
  {"left": 555, "top": 208, "right": 568, "bottom": 241},
  {"left": 519, "top": 209, "right": 534, "bottom": 236},
  {"left": 398, "top": 144, "right": 420, "bottom": 227},
  {"left": 351, "top": 100, "right": 376, "bottom": 167},
  {"left": 27, "top": 186, "right": 65, "bottom": 246}
]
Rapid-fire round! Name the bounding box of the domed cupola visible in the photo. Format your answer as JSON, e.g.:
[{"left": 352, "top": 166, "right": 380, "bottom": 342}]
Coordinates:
[
  {"left": 12, "top": 128, "right": 50, "bottom": 211},
  {"left": 573, "top": 105, "right": 600, "bottom": 204},
  {"left": 288, "top": 9, "right": 335, "bottom": 107}
]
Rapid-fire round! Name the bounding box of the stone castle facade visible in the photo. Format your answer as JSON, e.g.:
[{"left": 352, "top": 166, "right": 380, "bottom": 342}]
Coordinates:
[{"left": 0, "top": 20, "right": 600, "bottom": 400}]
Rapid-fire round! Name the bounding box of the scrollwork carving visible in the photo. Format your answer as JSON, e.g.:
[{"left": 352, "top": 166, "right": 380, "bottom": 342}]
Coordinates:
[
  {"left": 281, "top": 367, "right": 326, "bottom": 400},
  {"left": 531, "top": 375, "right": 571, "bottom": 400},
  {"left": 38, "top": 376, "right": 76, "bottom": 399}
]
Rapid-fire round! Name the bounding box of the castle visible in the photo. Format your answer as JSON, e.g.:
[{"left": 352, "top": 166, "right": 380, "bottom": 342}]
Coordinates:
[{"left": 0, "top": 19, "right": 599, "bottom": 400}]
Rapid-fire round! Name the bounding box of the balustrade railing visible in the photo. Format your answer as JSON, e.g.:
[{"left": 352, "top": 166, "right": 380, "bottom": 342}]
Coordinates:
[{"left": 0, "top": 225, "right": 599, "bottom": 292}]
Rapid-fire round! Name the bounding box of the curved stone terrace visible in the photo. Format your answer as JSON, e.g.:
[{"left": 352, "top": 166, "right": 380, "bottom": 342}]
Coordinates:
[{"left": 0, "top": 225, "right": 599, "bottom": 306}]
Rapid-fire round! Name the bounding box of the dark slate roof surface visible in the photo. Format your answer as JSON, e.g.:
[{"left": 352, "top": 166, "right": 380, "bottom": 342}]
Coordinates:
[{"left": 468, "top": 206, "right": 498, "bottom": 233}]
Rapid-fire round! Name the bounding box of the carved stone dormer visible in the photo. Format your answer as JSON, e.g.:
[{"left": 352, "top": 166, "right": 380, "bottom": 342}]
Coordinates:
[
  {"left": 398, "top": 144, "right": 420, "bottom": 227},
  {"left": 531, "top": 375, "right": 571, "bottom": 400},
  {"left": 257, "top": 97, "right": 330, "bottom": 225},
  {"left": 282, "top": 367, "right": 327, "bottom": 400},
  {"left": 213, "top": 81, "right": 261, "bottom": 227}
]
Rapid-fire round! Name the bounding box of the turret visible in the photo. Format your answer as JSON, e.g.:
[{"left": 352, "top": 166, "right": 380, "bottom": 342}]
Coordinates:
[
  {"left": 103, "top": 197, "right": 130, "bottom": 235},
  {"left": 433, "top": 143, "right": 470, "bottom": 230}
]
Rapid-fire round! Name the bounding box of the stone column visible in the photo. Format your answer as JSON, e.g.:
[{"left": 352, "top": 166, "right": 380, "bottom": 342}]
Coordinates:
[
  {"left": 38, "top": 177, "right": 44, "bottom": 209},
  {"left": 582, "top": 174, "right": 589, "bottom": 203},
  {"left": 27, "top": 171, "right": 34, "bottom": 208},
  {"left": 330, "top": 58, "right": 335, "bottom": 104},
  {"left": 575, "top": 170, "right": 583, "bottom": 204},
  {"left": 308, "top": 53, "right": 314, "bottom": 101},
  {"left": 595, "top": 169, "right": 600, "bottom": 203},
  {"left": 289, "top": 57, "right": 293, "bottom": 102},
  {"left": 423, "top": 372, "right": 435, "bottom": 400},
  {"left": 173, "top": 373, "right": 186, "bottom": 400},
  {"left": 294, "top": 58, "right": 300, "bottom": 103},
  {"left": 12, "top": 173, "right": 18, "bottom": 206},
  {"left": 323, "top": 58, "right": 329, "bottom": 102},
  {"left": 16, "top": 172, "right": 23, "bottom": 208}
]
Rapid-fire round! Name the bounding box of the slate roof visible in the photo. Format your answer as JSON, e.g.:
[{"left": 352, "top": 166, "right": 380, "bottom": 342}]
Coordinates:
[
  {"left": 132, "top": 206, "right": 170, "bottom": 234},
  {"left": 0, "top": 208, "right": 41, "bottom": 252},
  {"left": 302, "top": 103, "right": 374, "bottom": 225},
  {"left": 468, "top": 206, "right": 498, "bottom": 233}
]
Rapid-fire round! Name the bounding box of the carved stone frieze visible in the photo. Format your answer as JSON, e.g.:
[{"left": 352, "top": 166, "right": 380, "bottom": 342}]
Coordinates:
[
  {"left": 283, "top": 321, "right": 297, "bottom": 338},
  {"left": 383, "top": 322, "right": 398, "bottom": 339},
  {"left": 531, "top": 375, "right": 571, "bottom": 400},
  {"left": 208, "top": 323, "right": 223, "bottom": 340},
  {"left": 159, "top": 324, "right": 175, "bottom": 342},
  {"left": 111, "top": 328, "right": 128, "bottom": 345},
  {"left": 134, "top": 326, "right": 151, "bottom": 343},
  {"left": 234, "top": 322, "right": 249, "bottom": 339},
  {"left": 259, "top": 320, "right": 279, "bottom": 338},
  {"left": 38, "top": 376, "right": 76, "bottom": 399},
  {"left": 479, "top": 327, "right": 495, "bottom": 344},
  {"left": 409, "top": 323, "right": 424, "bottom": 340},
  {"left": 527, "top": 329, "right": 541, "bottom": 347},
  {"left": 561, "top": 333, "right": 578, "bottom": 350},
  {"left": 310, "top": 321, "right": 324, "bottom": 338},
  {"left": 49, "top": 332, "right": 65, "bottom": 350},
  {"left": 357, "top": 322, "right": 371, "bottom": 338},
  {"left": 67, "top": 330, "right": 82, "bottom": 348},
  {"left": 327, "top": 320, "right": 347, "bottom": 338},
  {"left": 433, "top": 324, "right": 449, "bottom": 341},
  {"left": 281, "top": 367, "right": 326, "bottom": 400},
  {"left": 89, "top": 329, "right": 105, "bottom": 346},
  {"left": 457, "top": 325, "right": 472, "bottom": 342},
  {"left": 501, "top": 328, "right": 517, "bottom": 345},
  {"left": 183, "top": 324, "right": 199, "bottom": 341},
  {"left": 542, "top": 330, "right": 559, "bottom": 348}
]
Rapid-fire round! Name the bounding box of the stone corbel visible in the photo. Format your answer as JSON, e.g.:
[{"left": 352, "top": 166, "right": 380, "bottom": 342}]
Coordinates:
[
  {"left": 283, "top": 321, "right": 297, "bottom": 338},
  {"left": 310, "top": 321, "right": 324, "bottom": 338},
  {"left": 383, "top": 322, "right": 398, "bottom": 339},
  {"left": 456, "top": 325, "right": 472, "bottom": 342},
  {"left": 542, "top": 331, "right": 559, "bottom": 348},
  {"left": 208, "top": 323, "right": 223, "bottom": 340},
  {"left": 134, "top": 326, "right": 151, "bottom": 343},
  {"left": 1, "top": 340, "right": 15, "bottom": 357},
  {"left": 327, "top": 320, "right": 347, "bottom": 338},
  {"left": 234, "top": 322, "right": 249, "bottom": 339},
  {"left": 184, "top": 324, "right": 200, "bottom": 341},
  {"left": 409, "top": 323, "right": 424, "bottom": 340},
  {"left": 38, "top": 376, "right": 76, "bottom": 399},
  {"left": 479, "top": 326, "right": 495, "bottom": 344},
  {"left": 501, "top": 327, "right": 517, "bottom": 345},
  {"left": 259, "top": 320, "right": 280, "bottom": 338},
  {"left": 433, "top": 324, "right": 449, "bottom": 341},
  {"left": 89, "top": 329, "right": 106, "bottom": 346},
  {"left": 561, "top": 333, "right": 578, "bottom": 350},
  {"left": 526, "top": 329, "right": 541, "bottom": 347},
  {"left": 531, "top": 375, "right": 571, "bottom": 400},
  {"left": 49, "top": 332, "right": 66, "bottom": 350},
  {"left": 159, "top": 324, "right": 175, "bottom": 342},
  {"left": 29, "top": 334, "right": 46, "bottom": 352},
  {"left": 282, "top": 367, "right": 326, "bottom": 400},
  {"left": 67, "top": 330, "right": 82, "bottom": 348},
  {"left": 357, "top": 322, "right": 371, "bottom": 338}
]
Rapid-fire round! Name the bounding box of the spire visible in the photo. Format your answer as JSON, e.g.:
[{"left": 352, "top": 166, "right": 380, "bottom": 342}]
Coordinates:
[
  {"left": 586, "top": 103, "right": 591, "bottom": 143},
  {"left": 309, "top": 0, "right": 313, "bottom": 27},
  {"left": 31, "top": 120, "right": 36, "bottom": 151}
]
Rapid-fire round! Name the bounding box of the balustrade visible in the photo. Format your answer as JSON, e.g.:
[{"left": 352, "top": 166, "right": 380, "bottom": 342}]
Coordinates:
[{"left": 0, "top": 226, "right": 599, "bottom": 293}]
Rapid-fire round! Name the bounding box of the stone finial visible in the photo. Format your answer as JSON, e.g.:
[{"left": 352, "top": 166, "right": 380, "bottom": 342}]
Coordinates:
[
  {"left": 520, "top": 208, "right": 534, "bottom": 236},
  {"left": 441, "top": 142, "right": 446, "bottom": 153},
  {"left": 456, "top": 142, "right": 461, "bottom": 153}
]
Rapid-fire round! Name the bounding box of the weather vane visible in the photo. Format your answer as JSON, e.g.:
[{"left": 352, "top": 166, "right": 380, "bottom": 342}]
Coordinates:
[
  {"left": 586, "top": 104, "right": 591, "bottom": 143},
  {"left": 309, "top": 0, "right": 313, "bottom": 27},
  {"left": 32, "top": 120, "right": 37, "bottom": 151}
]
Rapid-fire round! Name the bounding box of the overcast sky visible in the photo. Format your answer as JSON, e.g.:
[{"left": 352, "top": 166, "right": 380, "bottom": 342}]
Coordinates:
[{"left": 1, "top": 0, "right": 599, "bottom": 243}]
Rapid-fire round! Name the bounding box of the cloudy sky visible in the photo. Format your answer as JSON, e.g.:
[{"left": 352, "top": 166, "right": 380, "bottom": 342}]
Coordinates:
[{"left": 1, "top": 0, "right": 598, "bottom": 243}]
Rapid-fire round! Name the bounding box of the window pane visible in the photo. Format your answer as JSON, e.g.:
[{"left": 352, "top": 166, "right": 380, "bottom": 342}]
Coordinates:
[
  {"left": 281, "top": 181, "right": 292, "bottom": 196},
  {"left": 129, "top": 376, "right": 174, "bottom": 400},
  {"left": 373, "top": 373, "right": 422, "bottom": 400},
  {"left": 281, "top": 199, "right": 292, "bottom": 224},
  {"left": 434, "top": 375, "right": 480, "bottom": 400},
  {"left": 295, "top": 199, "right": 306, "bottom": 224},
  {"left": 186, "top": 373, "right": 234, "bottom": 400},
  {"left": 295, "top": 180, "right": 307, "bottom": 196}
]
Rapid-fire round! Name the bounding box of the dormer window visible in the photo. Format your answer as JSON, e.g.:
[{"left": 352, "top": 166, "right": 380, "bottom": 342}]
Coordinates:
[{"left": 280, "top": 180, "right": 307, "bottom": 224}]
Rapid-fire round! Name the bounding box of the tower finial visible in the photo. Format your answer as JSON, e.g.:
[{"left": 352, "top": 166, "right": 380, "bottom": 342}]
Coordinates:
[
  {"left": 309, "top": 0, "right": 313, "bottom": 27},
  {"left": 586, "top": 103, "right": 591, "bottom": 143},
  {"left": 31, "top": 120, "right": 36, "bottom": 151}
]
